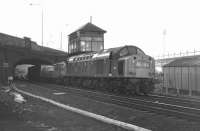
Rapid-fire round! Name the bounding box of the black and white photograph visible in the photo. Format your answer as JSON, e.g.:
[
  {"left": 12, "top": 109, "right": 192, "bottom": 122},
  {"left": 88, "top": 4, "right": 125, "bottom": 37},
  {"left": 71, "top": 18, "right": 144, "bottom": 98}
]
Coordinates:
[{"left": 0, "top": 0, "right": 200, "bottom": 130}]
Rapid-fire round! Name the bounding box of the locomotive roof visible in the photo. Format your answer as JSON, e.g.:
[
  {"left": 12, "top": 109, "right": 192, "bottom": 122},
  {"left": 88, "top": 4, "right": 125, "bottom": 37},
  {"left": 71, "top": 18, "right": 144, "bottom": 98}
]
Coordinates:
[
  {"left": 104, "top": 45, "right": 145, "bottom": 56},
  {"left": 67, "top": 45, "right": 145, "bottom": 62}
]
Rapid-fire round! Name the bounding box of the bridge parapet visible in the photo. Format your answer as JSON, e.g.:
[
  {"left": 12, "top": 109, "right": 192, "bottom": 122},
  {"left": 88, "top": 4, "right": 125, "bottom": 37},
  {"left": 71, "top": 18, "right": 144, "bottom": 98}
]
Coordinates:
[
  {"left": 0, "top": 33, "right": 42, "bottom": 51},
  {"left": 0, "top": 33, "right": 67, "bottom": 57}
]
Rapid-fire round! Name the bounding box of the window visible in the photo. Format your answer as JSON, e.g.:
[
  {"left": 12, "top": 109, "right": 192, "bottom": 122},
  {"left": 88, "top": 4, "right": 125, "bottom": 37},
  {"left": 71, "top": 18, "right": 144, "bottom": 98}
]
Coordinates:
[
  {"left": 120, "top": 48, "right": 129, "bottom": 57},
  {"left": 128, "top": 47, "right": 137, "bottom": 55},
  {"left": 69, "top": 38, "right": 80, "bottom": 53},
  {"left": 68, "top": 44, "right": 71, "bottom": 53},
  {"left": 92, "top": 41, "right": 103, "bottom": 52},
  {"left": 99, "top": 43, "right": 103, "bottom": 50},
  {"left": 80, "top": 37, "right": 92, "bottom": 41},
  {"left": 85, "top": 41, "right": 91, "bottom": 51},
  {"left": 92, "top": 42, "right": 98, "bottom": 51},
  {"left": 97, "top": 42, "right": 103, "bottom": 50},
  {"left": 93, "top": 37, "right": 103, "bottom": 41},
  {"left": 79, "top": 36, "right": 104, "bottom": 52},
  {"left": 137, "top": 49, "right": 145, "bottom": 55},
  {"left": 81, "top": 41, "right": 86, "bottom": 51}
]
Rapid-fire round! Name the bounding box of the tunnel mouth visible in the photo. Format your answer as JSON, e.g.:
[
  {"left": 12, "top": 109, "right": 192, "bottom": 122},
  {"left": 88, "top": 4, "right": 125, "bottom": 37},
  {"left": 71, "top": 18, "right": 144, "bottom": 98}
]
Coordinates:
[
  {"left": 13, "top": 58, "right": 53, "bottom": 81},
  {"left": 14, "top": 64, "right": 33, "bottom": 80}
]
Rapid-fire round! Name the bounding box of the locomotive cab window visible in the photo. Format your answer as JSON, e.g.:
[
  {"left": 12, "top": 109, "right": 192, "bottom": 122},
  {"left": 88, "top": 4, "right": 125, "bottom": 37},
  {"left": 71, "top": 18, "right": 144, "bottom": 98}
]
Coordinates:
[
  {"left": 119, "top": 48, "right": 129, "bottom": 57},
  {"left": 127, "top": 47, "right": 137, "bottom": 55},
  {"left": 136, "top": 49, "right": 145, "bottom": 55}
]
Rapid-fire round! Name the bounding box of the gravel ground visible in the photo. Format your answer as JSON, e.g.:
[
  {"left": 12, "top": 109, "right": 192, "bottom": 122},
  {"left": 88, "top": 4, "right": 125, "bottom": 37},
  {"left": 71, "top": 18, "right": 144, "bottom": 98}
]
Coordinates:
[
  {"left": 0, "top": 90, "right": 129, "bottom": 131},
  {"left": 21, "top": 95, "right": 129, "bottom": 131},
  {"left": 15, "top": 82, "right": 200, "bottom": 131},
  {"left": 0, "top": 102, "right": 43, "bottom": 131}
]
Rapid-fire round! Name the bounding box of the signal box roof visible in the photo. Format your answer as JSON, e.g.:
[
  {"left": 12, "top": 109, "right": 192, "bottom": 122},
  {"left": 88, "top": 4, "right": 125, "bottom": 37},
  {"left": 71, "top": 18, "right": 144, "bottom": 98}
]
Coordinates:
[{"left": 69, "top": 22, "right": 106, "bottom": 36}]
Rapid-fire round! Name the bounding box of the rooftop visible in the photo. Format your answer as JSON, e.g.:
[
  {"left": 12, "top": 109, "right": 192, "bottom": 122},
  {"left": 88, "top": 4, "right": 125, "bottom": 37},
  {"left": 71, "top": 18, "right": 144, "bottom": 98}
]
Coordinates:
[
  {"left": 164, "top": 55, "right": 200, "bottom": 67},
  {"left": 69, "top": 22, "right": 106, "bottom": 36}
]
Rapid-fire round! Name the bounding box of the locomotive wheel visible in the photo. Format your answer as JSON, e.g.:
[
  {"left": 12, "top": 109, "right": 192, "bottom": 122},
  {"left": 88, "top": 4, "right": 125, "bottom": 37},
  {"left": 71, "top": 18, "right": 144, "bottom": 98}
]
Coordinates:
[
  {"left": 125, "top": 81, "right": 137, "bottom": 96},
  {"left": 139, "top": 82, "right": 148, "bottom": 95},
  {"left": 87, "top": 79, "right": 93, "bottom": 89},
  {"left": 98, "top": 79, "right": 104, "bottom": 88},
  {"left": 105, "top": 79, "right": 113, "bottom": 93},
  {"left": 102, "top": 78, "right": 110, "bottom": 92},
  {"left": 82, "top": 78, "right": 88, "bottom": 88},
  {"left": 71, "top": 77, "right": 77, "bottom": 87},
  {"left": 93, "top": 79, "right": 98, "bottom": 90},
  {"left": 135, "top": 84, "right": 141, "bottom": 95},
  {"left": 63, "top": 77, "right": 68, "bottom": 86},
  {"left": 139, "top": 79, "right": 154, "bottom": 95},
  {"left": 76, "top": 78, "right": 81, "bottom": 87},
  {"left": 110, "top": 79, "right": 119, "bottom": 94}
]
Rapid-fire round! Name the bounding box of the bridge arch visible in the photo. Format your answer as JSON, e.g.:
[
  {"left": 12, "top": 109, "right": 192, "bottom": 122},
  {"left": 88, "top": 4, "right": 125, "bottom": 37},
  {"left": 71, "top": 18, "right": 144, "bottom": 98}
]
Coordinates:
[
  {"left": 5, "top": 56, "right": 54, "bottom": 80},
  {"left": 12, "top": 57, "right": 55, "bottom": 82}
]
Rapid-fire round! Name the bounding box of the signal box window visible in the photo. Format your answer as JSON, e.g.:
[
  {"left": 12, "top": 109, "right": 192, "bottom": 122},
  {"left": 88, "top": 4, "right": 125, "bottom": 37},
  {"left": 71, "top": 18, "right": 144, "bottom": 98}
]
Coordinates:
[
  {"left": 85, "top": 41, "right": 91, "bottom": 51},
  {"left": 81, "top": 41, "right": 86, "bottom": 51},
  {"left": 92, "top": 41, "right": 103, "bottom": 52}
]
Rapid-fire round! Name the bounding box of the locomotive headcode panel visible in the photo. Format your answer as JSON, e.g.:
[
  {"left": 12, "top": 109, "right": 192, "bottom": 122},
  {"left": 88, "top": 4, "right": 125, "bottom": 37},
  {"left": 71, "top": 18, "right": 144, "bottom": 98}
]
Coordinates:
[{"left": 63, "top": 45, "right": 155, "bottom": 95}]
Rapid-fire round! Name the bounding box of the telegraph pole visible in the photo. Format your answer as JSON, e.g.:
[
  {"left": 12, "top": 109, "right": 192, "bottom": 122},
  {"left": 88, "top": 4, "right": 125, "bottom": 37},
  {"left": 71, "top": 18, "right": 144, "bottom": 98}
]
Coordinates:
[
  {"left": 41, "top": 9, "right": 44, "bottom": 46},
  {"left": 162, "top": 29, "right": 167, "bottom": 94}
]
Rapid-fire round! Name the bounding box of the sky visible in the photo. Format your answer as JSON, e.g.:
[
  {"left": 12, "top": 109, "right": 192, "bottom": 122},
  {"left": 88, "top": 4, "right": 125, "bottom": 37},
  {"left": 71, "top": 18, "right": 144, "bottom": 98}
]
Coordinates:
[{"left": 1, "top": 0, "right": 200, "bottom": 58}]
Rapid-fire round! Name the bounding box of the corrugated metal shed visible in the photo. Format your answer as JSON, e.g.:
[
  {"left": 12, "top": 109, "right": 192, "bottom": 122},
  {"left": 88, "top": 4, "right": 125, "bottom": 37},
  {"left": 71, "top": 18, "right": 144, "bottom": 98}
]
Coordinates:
[{"left": 163, "top": 55, "right": 200, "bottom": 96}]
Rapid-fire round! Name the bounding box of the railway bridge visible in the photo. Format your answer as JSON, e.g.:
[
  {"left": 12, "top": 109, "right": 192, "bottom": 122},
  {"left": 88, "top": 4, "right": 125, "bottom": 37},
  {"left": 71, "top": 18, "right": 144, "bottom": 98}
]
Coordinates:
[{"left": 0, "top": 33, "right": 67, "bottom": 85}]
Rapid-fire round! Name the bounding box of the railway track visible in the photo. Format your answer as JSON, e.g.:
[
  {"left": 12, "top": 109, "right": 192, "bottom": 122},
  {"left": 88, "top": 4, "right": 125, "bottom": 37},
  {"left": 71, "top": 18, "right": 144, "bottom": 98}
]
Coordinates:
[
  {"left": 18, "top": 81, "right": 200, "bottom": 121},
  {"left": 63, "top": 87, "right": 200, "bottom": 122},
  {"left": 132, "top": 94, "right": 200, "bottom": 109}
]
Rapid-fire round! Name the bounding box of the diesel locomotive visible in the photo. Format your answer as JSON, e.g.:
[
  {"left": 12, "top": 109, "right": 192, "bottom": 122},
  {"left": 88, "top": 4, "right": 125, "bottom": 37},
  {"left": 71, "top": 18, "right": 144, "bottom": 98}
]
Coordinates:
[{"left": 63, "top": 45, "right": 155, "bottom": 95}]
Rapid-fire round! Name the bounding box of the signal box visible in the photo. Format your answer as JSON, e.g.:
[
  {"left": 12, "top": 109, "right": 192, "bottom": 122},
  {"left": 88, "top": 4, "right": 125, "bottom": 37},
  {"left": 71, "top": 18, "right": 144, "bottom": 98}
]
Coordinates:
[{"left": 68, "top": 22, "right": 106, "bottom": 55}]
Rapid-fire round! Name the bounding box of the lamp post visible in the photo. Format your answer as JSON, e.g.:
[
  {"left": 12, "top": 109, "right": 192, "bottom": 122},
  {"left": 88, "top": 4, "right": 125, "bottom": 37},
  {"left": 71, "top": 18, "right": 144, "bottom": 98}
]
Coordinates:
[
  {"left": 162, "top": 29, "right": 167, "bottom": 58},
  {"left": 29, "top": 3, "right": 44, "bottom": 46},
  {"left": 60, "top": 24, "right": 68, "bottom": 51}
]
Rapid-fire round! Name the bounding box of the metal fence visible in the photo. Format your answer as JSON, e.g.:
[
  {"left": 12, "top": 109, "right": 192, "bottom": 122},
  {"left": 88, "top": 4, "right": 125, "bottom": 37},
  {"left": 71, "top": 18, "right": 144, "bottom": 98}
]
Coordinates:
[{"left": 156, "top": 49, "right": 200, "bottom": 60}]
